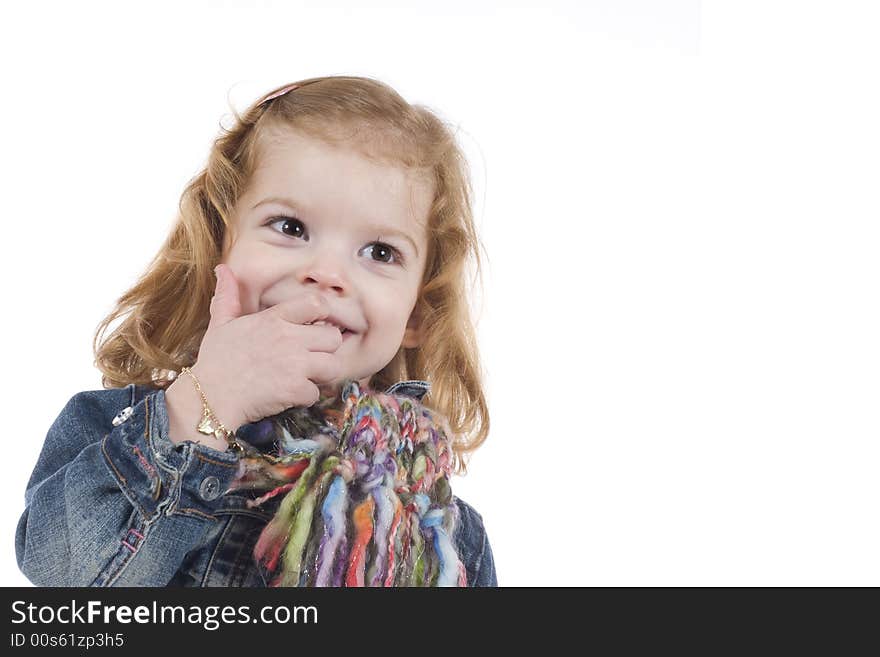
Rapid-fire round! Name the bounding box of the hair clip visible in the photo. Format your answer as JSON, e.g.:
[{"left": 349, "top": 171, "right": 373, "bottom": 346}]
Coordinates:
[{"left": 259, "top": 83, "right": 300, "bottom": 105}]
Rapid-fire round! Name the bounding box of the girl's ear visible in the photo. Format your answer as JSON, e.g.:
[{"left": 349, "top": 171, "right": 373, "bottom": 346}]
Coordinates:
[{"left": 401, "top": 307, "right": 423, "bottom": 348}]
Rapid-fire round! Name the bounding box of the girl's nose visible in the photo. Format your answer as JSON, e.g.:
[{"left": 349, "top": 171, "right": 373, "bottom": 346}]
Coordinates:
[{"left": 298, "top": 254, "right": 349, "bottom": 294}]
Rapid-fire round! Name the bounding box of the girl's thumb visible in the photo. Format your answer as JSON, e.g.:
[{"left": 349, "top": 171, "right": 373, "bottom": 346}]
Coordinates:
[{"left": 210, "top": 264, "right": 242, "bottom": 325}]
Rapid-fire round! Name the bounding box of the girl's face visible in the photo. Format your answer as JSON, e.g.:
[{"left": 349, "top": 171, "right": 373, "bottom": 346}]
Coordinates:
[{"left": 222, "top": 127, "right": 432, "bottom": 392}]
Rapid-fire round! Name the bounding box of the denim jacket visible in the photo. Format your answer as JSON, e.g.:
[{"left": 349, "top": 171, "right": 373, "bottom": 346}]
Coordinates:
[{"left": 16, "top": 380, "right": 497, "bottom": 587}]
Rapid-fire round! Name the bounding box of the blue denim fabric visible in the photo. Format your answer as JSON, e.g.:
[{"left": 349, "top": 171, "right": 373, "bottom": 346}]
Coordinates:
[{"left": 16, "top": 380, "right": 497, "bottom": 587}]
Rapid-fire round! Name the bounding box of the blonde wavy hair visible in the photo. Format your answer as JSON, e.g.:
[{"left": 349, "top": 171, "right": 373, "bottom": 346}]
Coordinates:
[{"left": 93, "top": 76, "right": 488, "bottom": 473}]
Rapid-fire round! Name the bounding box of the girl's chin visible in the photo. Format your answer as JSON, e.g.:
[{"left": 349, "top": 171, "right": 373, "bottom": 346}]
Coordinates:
[
  {"left": 317, "top": 380, "right": 342, "bottom": 394},
  {"left": 317, "top": 379, "right": 353, "bottom": 396},
  {"left": 317, "top": 376, "right": 371, "bottom": 395}
]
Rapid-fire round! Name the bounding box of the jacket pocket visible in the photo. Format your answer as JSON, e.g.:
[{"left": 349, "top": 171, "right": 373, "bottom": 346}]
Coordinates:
[{"left": 198, "top": 511, "right": 271, "bottom": 587}]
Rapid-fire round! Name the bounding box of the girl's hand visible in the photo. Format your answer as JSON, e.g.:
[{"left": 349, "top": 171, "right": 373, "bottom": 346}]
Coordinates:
[{"left": 189, "top": 263, "right": 345, "bottom": 431}]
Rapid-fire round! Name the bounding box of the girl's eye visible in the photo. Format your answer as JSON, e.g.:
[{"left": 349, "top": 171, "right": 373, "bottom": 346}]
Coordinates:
[
  {"left": 361, "top": 242, "right": 403, "bottom": 265},
  {"left": 267, "top": 216, "right": 307, "bottom": 239},
  {"left": 266, "top": 216, "right": 403, "bottom": 265}
]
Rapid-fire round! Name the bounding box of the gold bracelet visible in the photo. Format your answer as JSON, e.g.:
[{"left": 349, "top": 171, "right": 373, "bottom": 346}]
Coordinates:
[{"left": 179, "top": 367, "right": 242, "bottom": 452}]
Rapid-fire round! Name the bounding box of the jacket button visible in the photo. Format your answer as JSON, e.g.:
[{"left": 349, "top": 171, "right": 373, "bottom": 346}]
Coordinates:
[
  {"left": 198, "top": 476, "right": 221, "bottom": 501},
  {"left": 112, "top": 406, "right": 133, "bottom": 426}
]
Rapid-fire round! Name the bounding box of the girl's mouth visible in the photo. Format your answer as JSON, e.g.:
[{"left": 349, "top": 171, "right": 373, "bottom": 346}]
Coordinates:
[
  {"left": 310, "top": 319, "right": 355, "bottom": 336},
  {"left": 259, "top": 306, "right": 359, "bottom": 338}
]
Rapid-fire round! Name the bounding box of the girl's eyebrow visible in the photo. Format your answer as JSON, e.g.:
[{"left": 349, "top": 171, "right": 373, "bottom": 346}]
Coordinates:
[
  {"left": 252, "top": 196, "right": 305, "bottom": 212},
  {"left": 252, "top": 195, "right": 421, "bottom": 257}
]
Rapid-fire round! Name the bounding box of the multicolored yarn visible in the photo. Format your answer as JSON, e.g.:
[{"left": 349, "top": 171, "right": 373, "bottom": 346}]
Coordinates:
[{"left": 226, "top": 380, "right": 466, "bottom": 587}]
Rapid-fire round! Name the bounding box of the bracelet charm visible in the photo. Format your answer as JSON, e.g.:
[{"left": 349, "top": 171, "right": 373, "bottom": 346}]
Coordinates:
[{"left": 180, "top": 366, "right": 243, "bottom": 452}]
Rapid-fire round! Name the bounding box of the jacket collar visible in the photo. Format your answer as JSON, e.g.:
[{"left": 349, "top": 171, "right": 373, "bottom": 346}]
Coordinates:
[
  {"left": 384, "top": 379, "right": 430, "bottom": 401},
  {"left": 127, "top": 378, "right": 430, "bottom": 452},
  {"left": 131, "top": 378, "right": 431, "bottom": 405}
]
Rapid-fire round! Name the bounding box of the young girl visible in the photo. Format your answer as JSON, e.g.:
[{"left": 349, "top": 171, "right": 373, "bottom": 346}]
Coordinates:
[{"left": 15, "top": 76, "right": 496, "bottom": 587}]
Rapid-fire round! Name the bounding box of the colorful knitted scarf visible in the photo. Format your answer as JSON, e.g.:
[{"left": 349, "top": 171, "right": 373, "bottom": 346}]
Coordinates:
[{"left": 224, "top": 379, "right": 466, "bottom": 587}]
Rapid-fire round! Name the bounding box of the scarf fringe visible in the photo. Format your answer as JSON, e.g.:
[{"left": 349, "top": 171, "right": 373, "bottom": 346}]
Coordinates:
[{"left": 237, "top": 380, "right": 465, "bottom": 587}]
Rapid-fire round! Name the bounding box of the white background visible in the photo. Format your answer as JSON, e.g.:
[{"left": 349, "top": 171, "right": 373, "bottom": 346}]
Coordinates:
[{"left": 1, "top": 1, "right": 877, "bottom": 586}]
